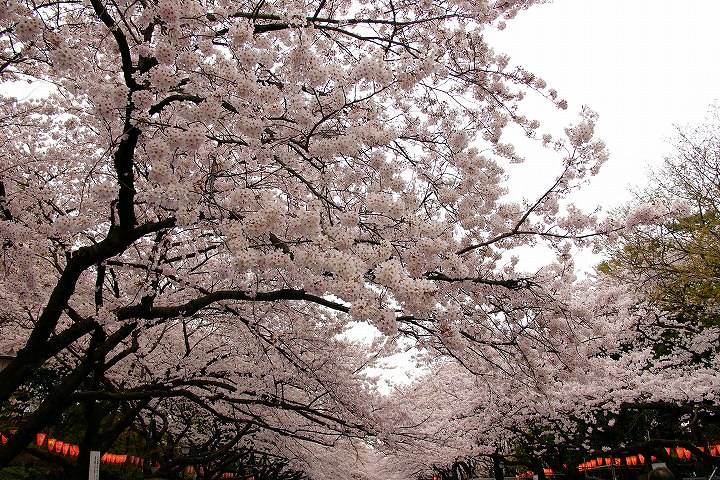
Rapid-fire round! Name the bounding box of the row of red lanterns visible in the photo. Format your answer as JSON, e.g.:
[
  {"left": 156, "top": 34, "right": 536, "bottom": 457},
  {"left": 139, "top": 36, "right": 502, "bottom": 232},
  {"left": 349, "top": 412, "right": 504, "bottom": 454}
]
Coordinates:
[
  {"left": 2, "top": 432, "right": 78, "bottom": 458},
  {"left": 44, "top": 433, "right": 145, "bottom": 466},
  {"left": 515, "top": 443, "right": 720, "bottom": 479},
  {"left": 39, "top": 434, "right": 80, "bottom": 457},
  {"left": 579, "top": 454, "right": 646, "bottom": 470},
  {"left": 2, "top": 430, "right": 249, "bottom": 478},
  {"left": 2, "top": 431, "right": 143, "bottom": 467},
  {"left": 579, "top": 444, "right": 720, "bottom": 471},
  {"left": 667, "top": 446, "right": 720, "bottom": 460}
]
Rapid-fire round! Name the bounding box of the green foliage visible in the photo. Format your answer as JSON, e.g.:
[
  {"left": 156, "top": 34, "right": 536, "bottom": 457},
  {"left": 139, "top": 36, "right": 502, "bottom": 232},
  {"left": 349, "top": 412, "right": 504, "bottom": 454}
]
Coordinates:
[
  {"left": 599, "top": 108, "right": 720, "bottom": 366},
  {"left": 0, "top": 465, "right": 44, "bottom": 480}
]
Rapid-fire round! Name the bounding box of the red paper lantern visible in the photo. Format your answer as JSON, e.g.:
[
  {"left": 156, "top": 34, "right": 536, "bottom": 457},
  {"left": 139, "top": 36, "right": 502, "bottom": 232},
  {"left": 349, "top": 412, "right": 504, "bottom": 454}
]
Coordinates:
[
  {"left": 55, "top": 441, "right": 63, "bottom": 453},
  {"left": 62, "top": 443, "right": 70, "bottom": 455},
  {"left": 638, "top": 454, "right": 646, "bottom": 464},
  {"left": 47, "top": 438, "right": 56, "bottom": 451},
  {"left": 36, "top": 433, "right": 46, "bottom": 446}
]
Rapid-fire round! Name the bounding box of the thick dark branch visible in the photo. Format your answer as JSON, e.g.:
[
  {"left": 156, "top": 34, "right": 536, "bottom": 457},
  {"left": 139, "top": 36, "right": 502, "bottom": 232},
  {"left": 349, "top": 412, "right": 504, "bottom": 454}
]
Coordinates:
[
  {"left": 149, "top": 93, "right": 203, "bottom": 115},
  {"left": 0, "top": 180, "right": 12, "bottom": 220},
  {"left": 85, "top": 0, "right": 143, "bottom": 228},
  {"left": 88, "top": 0, "right": 138, "bottom": 89},
  {"left": 72, "top": 378, "right": 237, "bottom": 401},
  {"left": 424, "top": 271, "right": 536, "bottom": 290},
  {"left": 45, "top": 314, "right": 98, "bottom": 359},
  {"left": 95, "top": 262, "right": 106, "bottom": 311},
  {"left": 116, "top": 288, "right": 349, "bottom": 320},
  {"left": 112, "top": 123, "right": 141, "bottom": 228},
  {"left": 232, "top": 10, "right": 469, "bottom": 28},
  {"left": 254, "top": 23, "right": 291, "bottom": 34}
]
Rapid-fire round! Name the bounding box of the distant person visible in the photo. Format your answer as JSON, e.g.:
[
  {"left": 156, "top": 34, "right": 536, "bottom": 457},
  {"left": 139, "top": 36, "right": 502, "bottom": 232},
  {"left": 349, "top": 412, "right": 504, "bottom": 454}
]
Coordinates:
[{"left": 649, "top": 466, "right": 675, "bottom": 480}]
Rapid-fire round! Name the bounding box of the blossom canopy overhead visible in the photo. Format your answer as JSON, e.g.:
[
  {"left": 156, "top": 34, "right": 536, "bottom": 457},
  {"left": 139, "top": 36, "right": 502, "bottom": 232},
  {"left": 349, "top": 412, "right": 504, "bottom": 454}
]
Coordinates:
[{"left": 0, "top": 0, "right": 612, "bottom": 475}]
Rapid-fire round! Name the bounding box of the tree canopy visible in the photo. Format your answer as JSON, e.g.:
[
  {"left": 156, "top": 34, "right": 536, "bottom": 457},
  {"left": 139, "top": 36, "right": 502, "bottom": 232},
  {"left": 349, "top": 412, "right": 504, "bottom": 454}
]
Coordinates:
[{"left": 5, "top": 0, "right": 714, "bottom": 478}]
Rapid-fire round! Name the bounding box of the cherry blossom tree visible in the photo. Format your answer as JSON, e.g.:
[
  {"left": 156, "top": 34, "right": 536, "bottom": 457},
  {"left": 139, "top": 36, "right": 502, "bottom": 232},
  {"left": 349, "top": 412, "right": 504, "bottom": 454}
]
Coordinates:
[
  {"left": 368, "top": 108, "right": 720, "bottom": 476},
  {"left": 373, "top": 360, "right": 494, "bottom": 480},
  {"left": 0, "top": 0, "right": 612, "bottom": 473},
  {"left": 377, "top": 254, "right": 720, "bottom": 479},
  {"left": 589, "top": 111, "right": 720, "bottom": 471}
]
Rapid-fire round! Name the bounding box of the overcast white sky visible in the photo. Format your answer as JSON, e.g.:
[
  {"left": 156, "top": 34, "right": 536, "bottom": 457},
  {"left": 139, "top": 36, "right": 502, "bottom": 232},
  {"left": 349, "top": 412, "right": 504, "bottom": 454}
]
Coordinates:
[{"left": 488, "top": 0, "right": 720, "bottom": 212}]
